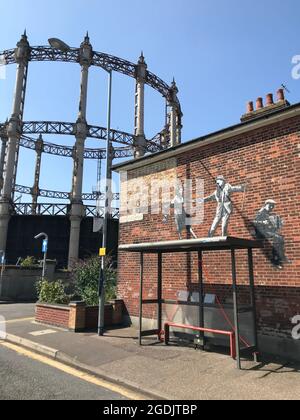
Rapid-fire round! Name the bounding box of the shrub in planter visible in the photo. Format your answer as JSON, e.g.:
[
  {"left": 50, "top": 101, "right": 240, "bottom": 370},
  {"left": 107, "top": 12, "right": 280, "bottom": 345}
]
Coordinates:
[
  {"left": 20, "top": 256, "right": 39, "bottom": 268},
  {"left": 72, "top": 256, "right": 117, "bottom": 306},
  {"left": 36, "top": 279, "right": 69, "bottom": 305}
]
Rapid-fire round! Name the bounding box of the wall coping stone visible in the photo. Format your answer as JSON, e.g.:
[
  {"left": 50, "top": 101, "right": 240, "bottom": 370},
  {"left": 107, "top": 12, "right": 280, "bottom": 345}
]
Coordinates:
[{"left": 36, "top": 302, "right": 70, "bottom": 311}]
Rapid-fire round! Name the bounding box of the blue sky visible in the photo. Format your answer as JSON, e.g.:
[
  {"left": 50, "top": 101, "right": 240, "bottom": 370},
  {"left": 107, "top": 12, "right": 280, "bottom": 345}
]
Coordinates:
[{"left": 0, "top": 0, "right": 299, "bottom": 200}]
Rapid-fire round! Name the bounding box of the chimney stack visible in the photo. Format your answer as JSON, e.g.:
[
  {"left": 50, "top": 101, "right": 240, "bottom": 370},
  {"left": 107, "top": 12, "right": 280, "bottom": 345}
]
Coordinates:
[
  {"left": 247, "top": 101, "right": 254, "bottom": 113},
  {"left": 241, "top": 88, "right": 290, "bottom": 122},
  {"left": 266, "top": 93, "right": 274, "bottom": 106},
  {"left": 277, "top": 88, "right": 285, "bottom": 102},
  {"left": 256, "top": 97, "right": 263, "bottom": 110}
]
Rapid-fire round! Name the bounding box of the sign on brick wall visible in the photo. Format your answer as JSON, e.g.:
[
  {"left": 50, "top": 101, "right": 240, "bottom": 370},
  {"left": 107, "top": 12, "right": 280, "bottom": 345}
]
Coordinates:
[{"left": 119, "top": 158, "right": 178, "bottom": 224}]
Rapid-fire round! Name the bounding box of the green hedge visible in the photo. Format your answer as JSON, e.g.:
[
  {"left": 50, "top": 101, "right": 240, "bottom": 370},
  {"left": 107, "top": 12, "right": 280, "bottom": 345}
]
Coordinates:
[
  {"left": 36, "top": 279, "right": 69, "bottom": 305},
  {"left": 72, "top": 256, "right": 117, "bottom": 306}
]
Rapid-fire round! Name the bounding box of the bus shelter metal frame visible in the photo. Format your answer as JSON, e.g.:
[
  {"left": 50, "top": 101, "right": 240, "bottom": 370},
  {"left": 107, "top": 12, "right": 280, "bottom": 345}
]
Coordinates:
[{"left": 119, "top": 236, "right": 263, "bottom": 369}]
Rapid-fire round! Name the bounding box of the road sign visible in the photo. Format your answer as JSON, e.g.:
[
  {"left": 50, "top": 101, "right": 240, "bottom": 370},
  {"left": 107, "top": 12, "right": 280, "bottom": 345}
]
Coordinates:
[
  {"left": 99, "top": 248, "right": 106, "bottom": 257},
  {"left": 42, "top": 239, "right": 48, "bottom": 254}
]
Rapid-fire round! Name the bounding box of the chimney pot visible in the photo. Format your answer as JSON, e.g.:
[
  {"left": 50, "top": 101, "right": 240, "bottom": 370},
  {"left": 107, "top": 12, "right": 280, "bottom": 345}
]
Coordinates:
[
  {"left": 247, "top": 101, "right": 254, "bottom": 113},
  {"left": 277, "top": 88, "right": 285, "bottom": 102},
  {"left": 256, "top": 97, "right": 263, "bottom": 110},
  {"left": 266, "top": 93, "right": 274, "bottom": 106}
]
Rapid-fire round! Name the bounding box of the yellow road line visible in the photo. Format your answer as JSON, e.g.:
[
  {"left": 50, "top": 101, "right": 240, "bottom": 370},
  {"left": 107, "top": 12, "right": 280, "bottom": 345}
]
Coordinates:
[
  {"left": 0, "top": 317, "right": 34, "bottom": 325},
  {"left": 0, "top": 341, "right": 148, "bottom": 400}
]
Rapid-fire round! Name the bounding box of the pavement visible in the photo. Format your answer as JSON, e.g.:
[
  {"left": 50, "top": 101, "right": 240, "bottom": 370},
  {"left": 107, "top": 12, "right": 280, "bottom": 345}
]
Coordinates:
[{"left": 1, "top": 303, "right": 300, "bottom": 400}]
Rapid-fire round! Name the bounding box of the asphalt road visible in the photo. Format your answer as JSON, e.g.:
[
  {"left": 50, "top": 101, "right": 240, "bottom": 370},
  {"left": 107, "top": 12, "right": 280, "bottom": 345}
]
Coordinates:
[
  {"left": 0, "top": 343, "right": 127, "bottom": 400},
  {"left": 0, "top": 303, "right": 35, "bottom": 321}
]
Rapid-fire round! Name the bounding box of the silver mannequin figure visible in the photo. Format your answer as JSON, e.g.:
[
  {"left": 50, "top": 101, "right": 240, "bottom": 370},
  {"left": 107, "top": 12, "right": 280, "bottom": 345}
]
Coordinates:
[
  {"left": 203, "top": 176, "right": 246, "bottom": 237},
  {"left": 253, "top": 199, "right": 289, "bottom": 270},
  {"left": 167, "top": 184, "right": 197, "bottom": 240}
]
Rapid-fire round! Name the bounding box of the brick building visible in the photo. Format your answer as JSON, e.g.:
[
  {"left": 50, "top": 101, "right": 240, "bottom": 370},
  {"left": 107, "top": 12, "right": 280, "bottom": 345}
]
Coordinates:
[{"left": 113, "top": 90, "right": 300, "bottom": 361}]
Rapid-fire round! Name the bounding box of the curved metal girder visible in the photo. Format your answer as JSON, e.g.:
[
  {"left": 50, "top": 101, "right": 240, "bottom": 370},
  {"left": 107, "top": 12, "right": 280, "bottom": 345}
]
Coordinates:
[
  {"left": 39, "top": 189, "right": 69, "bottom": 200},
  {"left": 146, "top": 71, "right": 170, "bottom": 100},
  {"left": 1, "top": 46, "right": 178, "bottom": 104},
  {"left": 20, "top": 121, "right": 136, "bottom": 146},
  {"left": 14, "top": 184, "right": 120, "bottom": 202},
  {"left": 92, "top": 50, "right": 136, "bottom": 78},
  {"left": 18, "top": 135, "right": 133, "bottom": 160},
  {"left": 14, "top": 184, "right": 31, "bottom": 195},
  {"left": 151, "top": 131, "right": 170, "bottom": 149},
  {"left": 0, "top": 121, "right": 162, "bottom": 153},
  {"left": 12, "top": 202, "right": 119, "bottom": 219}
]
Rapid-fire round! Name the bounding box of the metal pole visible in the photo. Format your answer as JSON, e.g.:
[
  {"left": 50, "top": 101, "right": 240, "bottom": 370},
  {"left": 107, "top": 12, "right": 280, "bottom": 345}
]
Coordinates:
[
  {"left": 198, "top": 250, "right": 205, "bottom": 348},
  {"left": 157, "top": 252, "right": 162, "bottom": 337},
  {"left": 42, "top": 248, "right": 47, "bottom": 280},
  {"left": 248, "top": 248, "right": 259, "bottom": 362},
  {"left": 34, "top": 232, "right": 48, "bottom": 281},
  {"left": 139, "top": 252, "right": 144, "bottom": 346},
  {"left": 231, "top": 249, "right": 241, "bottom": 369},
  {"left": 98, "top": 70, "right": 113, "bottom": 336}
]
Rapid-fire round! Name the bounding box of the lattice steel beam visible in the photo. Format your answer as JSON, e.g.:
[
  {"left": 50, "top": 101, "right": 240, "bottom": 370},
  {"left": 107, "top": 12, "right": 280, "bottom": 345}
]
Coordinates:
[
  {"left": 0, "top": 45, "right": 181, "bottom": 158},
  {"left": 14, "top": 184, "right": 120, "bottom": 201},
  {"left": 11, "top": 202, "right": 119, "bottom": 219},
  {"left": 19, "top": 135, "right": 107, "bottom": 159},
  {"left": 0, "top": 122, "right": 162, "bottom": 155},
  {"left": 1, "top": 46, "right": 180, "bottom": 105}
]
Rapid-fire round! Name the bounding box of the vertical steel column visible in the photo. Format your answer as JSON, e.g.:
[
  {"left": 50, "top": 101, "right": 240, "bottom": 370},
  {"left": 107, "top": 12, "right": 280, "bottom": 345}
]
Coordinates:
[
  {"left": 68, "top": 130, "right": 87, "bottom": 268},
  {"left": 0, "top": 32, "right": 29, "bottom": 253},
  {"left": 134, "top": 53, "right": 147, "bottom": 158},
  {"left": 176, "top": 112, "right": 182, "bottom": 145},
  {"left": 68, "top": 34, "right": 92, "bottom": 269},
  {"left": 160, "top": 126, "right": 169, "bottom": 150},
  {"left": 248, "top": 248, "right": 259, "bottom": 361},
  {"left": 168, "top": 79, "right": 180, "bottom": 147},
  {"left": 11, "top": 60, "right": 28, "bottom": 200},
  {"left": 31, "top": 134, "right": 43, "bottom": 214},
  {"left": 157, "top": 252, "right": 163, "bottom": 336},
  {"left": 169, "top": 105, "right": 177, "bottom": 147},
  {"left": 139, "top": 252, "right": 144, "bottom": 346},
  {"left": 0, "top": 136, "right": 7, "bottom": 192},
  {"left": 198, "top": 250, "right": 205, "bottom": 347},
  {"left": 231, "top": 249, "right": 241, "bottom": 369}
]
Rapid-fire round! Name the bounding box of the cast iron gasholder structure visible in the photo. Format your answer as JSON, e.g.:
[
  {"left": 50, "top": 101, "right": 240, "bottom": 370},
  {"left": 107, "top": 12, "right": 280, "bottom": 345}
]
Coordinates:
[{"left": 0, "top": 32, "right": 182, "bottom": 268}]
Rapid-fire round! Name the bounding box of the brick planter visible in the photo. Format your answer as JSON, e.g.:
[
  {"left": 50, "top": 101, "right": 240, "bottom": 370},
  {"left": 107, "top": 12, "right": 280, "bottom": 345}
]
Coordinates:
[
  {"left": 35, "top": 303, "right": 70, "bottom": 329},
  {"left": 35, "top": 300, "right": 124, "bottom": 332},
  {"left": 85, "top": 300, "right": 124, "bottom": 329}
]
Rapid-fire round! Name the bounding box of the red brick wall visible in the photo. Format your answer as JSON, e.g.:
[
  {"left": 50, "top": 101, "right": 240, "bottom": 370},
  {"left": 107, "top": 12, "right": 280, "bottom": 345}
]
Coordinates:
[
  {"left": 85, "top": 305, "right": 113, "bottom": 329},
  {"left": 118, "top": 115, "right": 300, "bottom": 339},
  {"left": 35, "top": 304, "right": 70, "bottom": 329}
]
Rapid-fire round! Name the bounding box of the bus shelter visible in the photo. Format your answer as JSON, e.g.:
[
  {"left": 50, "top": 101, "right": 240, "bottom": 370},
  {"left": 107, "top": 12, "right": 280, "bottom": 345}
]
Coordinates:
[{"left": 119, "top": 236, "right": 263, "bottom": 369}]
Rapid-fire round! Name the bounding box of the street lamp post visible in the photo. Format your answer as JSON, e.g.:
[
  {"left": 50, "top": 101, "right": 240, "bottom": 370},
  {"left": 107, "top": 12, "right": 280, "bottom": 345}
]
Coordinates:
[
  {"left": 98, "top": 69, "right": 113, "bottom": 336},
  {"left": 48, "top": 38, "right": 70, "bottom": 52},
  {"left": 34, "top": 232, "right": 48, "bottom": 280}
]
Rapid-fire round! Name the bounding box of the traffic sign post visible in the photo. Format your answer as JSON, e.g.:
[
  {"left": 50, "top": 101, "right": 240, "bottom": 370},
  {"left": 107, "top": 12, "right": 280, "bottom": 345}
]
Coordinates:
[
  {"left": 34, "top": 232, "right": 48, "bottom": 280},
  {"left": 41, "top": 239, "right": 48, "bottom": 279},
  {"left": 99, "top": 248, "right": 106, "bottom": 257},
  {"left": 98, "top": 69, "right": 113, "bottom": 337},
  {"left": 42, "top": 239, "right": 48, "bottom": 254}
]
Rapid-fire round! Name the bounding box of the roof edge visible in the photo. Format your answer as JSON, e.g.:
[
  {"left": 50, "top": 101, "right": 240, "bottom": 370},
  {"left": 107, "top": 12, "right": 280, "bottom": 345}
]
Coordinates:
[{"left": 113, "top": 101, "right": 300, "bottom": 172}]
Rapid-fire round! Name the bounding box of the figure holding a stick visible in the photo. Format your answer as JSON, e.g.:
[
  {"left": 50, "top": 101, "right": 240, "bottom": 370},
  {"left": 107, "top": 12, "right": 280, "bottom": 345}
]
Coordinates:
[{"left": 201, "top": 175, "right": 246, "bottom": 237}]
